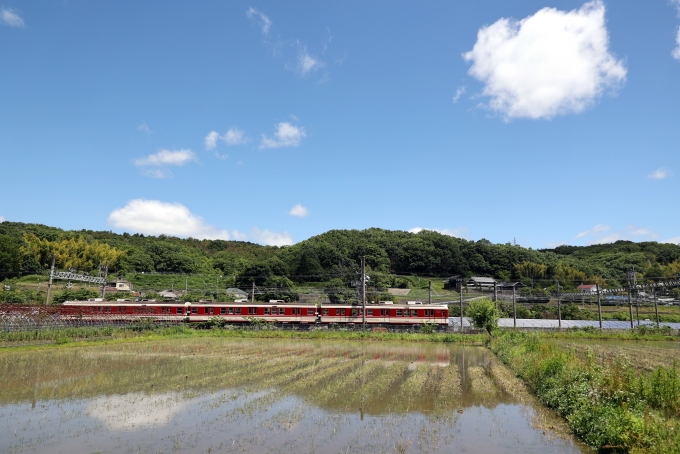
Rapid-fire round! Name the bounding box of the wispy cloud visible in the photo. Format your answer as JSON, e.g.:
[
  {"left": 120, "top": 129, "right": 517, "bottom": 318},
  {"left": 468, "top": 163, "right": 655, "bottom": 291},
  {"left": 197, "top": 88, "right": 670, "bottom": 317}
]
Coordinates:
[
  {"left": 108, "top": 199, "right": 241, "bottom": 240},
  {"left": 672, "top": 1, "right": 680, "bottom": 59},
  {"left": 648, "top": 167, "right": 673, "bottom": 180},
  {"left": 297, "top": 48, "right": 324, "bottom": 76},
  {"left": 575, "top": 224, "right": 658, "bottom": 244},
  {"left": 663, "top": 236, "right": 680, "bottom": 245},
  {"left": 452, "top": 86, "right": 466, "bottom": 103},
  {"left": 134, "top": 149, "right": 196, "bottom": 167},
  {"left": 251, "top": 227, "right": 294, "bottom": 247},
  {"left": 1, "top": 8, "right": 24, "bottom": 28},
  {"left": 260, "top": 122, "right": 306, "bottom": 149},
  {"left": 137, "top": 121, "right": 152, "bottom": 135},
  {"left": 408, "top": 227, "right": 467, "bottom": 238},
  {"left": 576, "top": 223, "right": 610, "bottom": 239},
  {"left": 463, "top": 0, "right": 625, "bottom": 120},
  {"left": 289, "top": 204, "right": 309, "bottom": 217},
  {"left": 246, "top": 7, "right": 271, "bottom": 35}
]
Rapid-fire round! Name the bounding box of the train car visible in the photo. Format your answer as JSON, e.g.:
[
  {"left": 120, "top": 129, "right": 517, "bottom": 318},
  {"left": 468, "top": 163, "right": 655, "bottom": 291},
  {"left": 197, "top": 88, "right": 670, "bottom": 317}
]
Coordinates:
[{"left": 61, "top": 300, "right": 450, "bottom": 326}]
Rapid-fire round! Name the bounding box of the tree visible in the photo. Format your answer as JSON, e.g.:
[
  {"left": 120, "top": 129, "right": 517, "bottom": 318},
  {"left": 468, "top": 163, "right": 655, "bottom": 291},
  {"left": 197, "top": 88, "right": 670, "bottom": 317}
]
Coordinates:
[{"left": 466, "top": 298, "right": 499, "bottom": 335}]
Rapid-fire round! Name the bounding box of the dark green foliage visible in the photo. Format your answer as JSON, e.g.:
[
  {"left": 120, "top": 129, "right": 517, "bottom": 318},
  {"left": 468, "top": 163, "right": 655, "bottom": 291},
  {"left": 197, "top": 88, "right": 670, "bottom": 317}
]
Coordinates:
[{"left": 52, "top": 288, "right": 100, "bottom": 304}]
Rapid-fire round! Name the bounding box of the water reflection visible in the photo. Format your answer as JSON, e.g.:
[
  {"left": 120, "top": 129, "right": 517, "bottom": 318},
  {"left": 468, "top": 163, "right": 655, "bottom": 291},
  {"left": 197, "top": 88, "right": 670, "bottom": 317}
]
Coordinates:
[{"left": 0, "top": 338, "right": 590, "bottom": 453}]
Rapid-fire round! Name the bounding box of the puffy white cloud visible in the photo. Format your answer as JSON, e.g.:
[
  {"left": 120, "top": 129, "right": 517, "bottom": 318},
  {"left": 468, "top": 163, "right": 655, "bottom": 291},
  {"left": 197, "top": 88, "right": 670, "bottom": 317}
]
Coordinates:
[
  {"left": 463, "top": 0, "right": 626, "bottom": 119},
  {"left": 575, "top": 224, "right": 658, "bottom": 244},
  {"left": 0, "top": 216, "right": 5, "bottom": 223},
  {"left": 2, "top": 8, "right": 24, "bottom": 28},
  {"left": 648, "top": 167, "right": 673, "bottom": 180},
  {"left": 251, "top": 227, "right": 293, "bottom": 247},
  {"left": 289, "top": 204, "right": 309, "bottom": 217},
  {"left": 663, "top": 236, "right": 680, "bottom": 245},
  {"left": 298, "top": 48, "right": 324, "bottom": 76},
  {"left": 134, "top": 149, "right": 196, "bottom": 167},
  {"left": 204, "top": 131, "right": 220, "bottom": 150},
  {"left": 260, "top": 122, "right": 306, "bottom": 149},
  {"left": 246, "top": 7, "right": 271, "bottom": 35},
  {"left": 452, "top": 86, "right": 466, "bottom": 103},
  {"left": 108, "top": 199, "right": 239, "bottom": 240},
  {"left": 223, "top": 127, "right": 246, "bottom": 146},
  {"left": 408, "top": 227, "right": 467, "bottom": 238}
]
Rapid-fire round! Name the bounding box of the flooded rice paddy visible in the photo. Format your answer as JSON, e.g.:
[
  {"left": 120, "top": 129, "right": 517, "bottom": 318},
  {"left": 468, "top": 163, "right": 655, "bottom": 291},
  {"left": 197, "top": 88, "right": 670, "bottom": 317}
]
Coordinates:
[{"left": 0, "top": 338, "right": 590, "bottom": 453}]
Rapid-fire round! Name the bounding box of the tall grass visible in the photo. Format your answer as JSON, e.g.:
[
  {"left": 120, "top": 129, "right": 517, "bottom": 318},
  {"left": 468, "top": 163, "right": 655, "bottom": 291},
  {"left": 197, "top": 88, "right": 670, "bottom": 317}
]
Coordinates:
[{"left": 489, "top": 332, "right": 680, "bottom": 452}]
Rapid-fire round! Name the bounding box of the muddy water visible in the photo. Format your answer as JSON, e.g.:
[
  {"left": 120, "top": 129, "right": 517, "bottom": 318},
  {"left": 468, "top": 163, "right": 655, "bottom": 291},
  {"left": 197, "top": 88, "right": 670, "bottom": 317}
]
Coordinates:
[{"left": 0, "top": 338, "right": 590, "bottom": 453}]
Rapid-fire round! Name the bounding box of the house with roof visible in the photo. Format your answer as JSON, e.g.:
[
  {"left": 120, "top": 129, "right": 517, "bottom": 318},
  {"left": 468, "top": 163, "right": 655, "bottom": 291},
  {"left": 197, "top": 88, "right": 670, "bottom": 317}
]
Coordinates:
[
  {"left": 466, "top": 276, "right": 496, "bottom": 290},
  {"left": 443, "top": 275, "right": 463, "bottom": 291},
  {"left": 104, "top": 278, "right": 134, "bottom": 292},
  {"left": 577, "top": 284, "right": 598, "bottom": 293}
]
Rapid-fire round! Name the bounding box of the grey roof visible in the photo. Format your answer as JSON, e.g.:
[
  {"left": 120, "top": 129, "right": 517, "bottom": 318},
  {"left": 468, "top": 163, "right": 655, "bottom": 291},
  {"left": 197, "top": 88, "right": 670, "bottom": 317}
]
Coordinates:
[
  {"left": 467, "top": 276, "right": 496, "bottom": 283},
  {"left": 226, "top": 288, "right": 248, "bottom": 295},
  {"left": 159, "top": 290, "right": 178, "bottom": 298}
]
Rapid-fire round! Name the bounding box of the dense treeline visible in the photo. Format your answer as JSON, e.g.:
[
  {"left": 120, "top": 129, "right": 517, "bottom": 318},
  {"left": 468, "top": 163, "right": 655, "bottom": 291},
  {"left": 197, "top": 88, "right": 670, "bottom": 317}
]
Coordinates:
[{"left": 1, "top": 222, "right": 680, "bottom": 294}]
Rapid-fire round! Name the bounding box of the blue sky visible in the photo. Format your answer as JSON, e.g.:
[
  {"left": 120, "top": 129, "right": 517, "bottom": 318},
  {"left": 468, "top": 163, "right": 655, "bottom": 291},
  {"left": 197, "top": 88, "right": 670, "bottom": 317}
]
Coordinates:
[{"left": 0, "top": 0, "right": 679, "bottom": 248}]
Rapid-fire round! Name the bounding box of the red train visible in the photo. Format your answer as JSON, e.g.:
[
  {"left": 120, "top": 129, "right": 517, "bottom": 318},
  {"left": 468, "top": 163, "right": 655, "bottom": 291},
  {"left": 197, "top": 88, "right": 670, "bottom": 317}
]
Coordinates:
[{"left": 61, "top": 300, "right": 450, "bottom": 326}]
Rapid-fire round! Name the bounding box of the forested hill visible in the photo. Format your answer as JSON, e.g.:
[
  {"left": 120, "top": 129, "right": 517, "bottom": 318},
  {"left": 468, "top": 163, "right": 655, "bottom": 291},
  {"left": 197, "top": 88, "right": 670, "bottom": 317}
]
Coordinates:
[{"left": 1, "top": 222, "right": 680, "bottom": 290}]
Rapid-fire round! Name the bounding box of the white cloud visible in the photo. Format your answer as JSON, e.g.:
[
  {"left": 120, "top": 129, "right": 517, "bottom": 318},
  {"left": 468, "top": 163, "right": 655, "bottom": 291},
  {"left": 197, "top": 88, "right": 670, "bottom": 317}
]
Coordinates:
[
  {"left": 204, "top": 131, "right": 220, "bottom": 150},
  {"left": 674, "top": 28, "right": 680, "bottom": 60},
  {"left": 260, "top": 122, "right": 306, "bottom": 149},
  {"left": 108, "top": 199, "right": 240, "bottom": 240},
  {"left": 289, "top": 204, "right": 309, "bottom": 217},
  {"left": 576, "top": 223, "right": 610, "bottom": 239},
  {"left": 2, "top": 8, "right": 24, "bottom": 28},
  {"left": 452, "top": 86, "right": 466, "bottom": 103},
  {"left": 0, "top": 216, "right": 5, "bottom": 223},
  {"left": 575, "top": 224, "right": 658, "bottom": 244},
  {"left": 142, "top": 169, "right": 171, "bottom": 179},
  {"left": 134, "top": 149, "right": 196, "bottom": 167},
  {"left": 246, "top": 7, "right": 271, "bottom": 35},
  {"left": 137, "top": 121, "right": 151, "bottom": 134},
  {"left": 251, "top": 227, "right": 293, "bottom": 247},
  {"left": 297, "top": 48, "right": 324, "bottom": 76},
  {"left": 648, "top": 167, "right": 673, "bottom": 180},
  {"left": 663, "top": 236, "right": 680, "bottom": 245},
  {"left": 223, "top": 127, "right": 246, "bottom": 146},
  {"left": 463, "top": 0, "right": 626, "bottom": 120},
  {"left": 408, "top": 227, "right": 467, "bottom": 238}
]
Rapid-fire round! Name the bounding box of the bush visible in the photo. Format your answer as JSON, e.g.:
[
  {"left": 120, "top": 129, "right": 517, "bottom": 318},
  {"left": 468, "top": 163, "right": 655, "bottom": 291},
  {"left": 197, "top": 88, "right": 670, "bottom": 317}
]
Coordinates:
[{"left": 466, "top": 298, "right": 499, "bottom": 335}]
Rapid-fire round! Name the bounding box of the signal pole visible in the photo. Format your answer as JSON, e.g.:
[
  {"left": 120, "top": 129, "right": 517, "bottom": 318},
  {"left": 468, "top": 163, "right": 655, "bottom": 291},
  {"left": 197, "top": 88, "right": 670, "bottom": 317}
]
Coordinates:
[
  {"left": 596, "top": 283, "right": 602, "bottom": 330},
  {"left": 361, "top": 256, "right": 366, "bottom": 330},
  {"left": 556, "top": 280, "right": 561, "bottom": 329},
  {"left": 627, "top": 267, "right": 634, "bottom": 330},
  {"left": 100, "top": 261, "right": 108, "bottom": 299},
  {"left": 428, "top": 280, "right": 432, "bottom": 305},
  {"left": 458, "top": 278, "right": 463, "bottom": 333}
]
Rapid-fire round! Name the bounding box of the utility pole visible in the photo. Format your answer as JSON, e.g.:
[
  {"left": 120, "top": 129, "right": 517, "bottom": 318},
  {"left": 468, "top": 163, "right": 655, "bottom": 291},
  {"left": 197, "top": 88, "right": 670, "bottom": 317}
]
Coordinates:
[
  {"left": 458, "top": 278, "right": 463, "bottom": 333},
  {"left": 361, "top": 256, "right": 366, "bottom": 330},
  {"left": 596, "top": 283, "right": 602, "bottom": 330},
  {"left": 45, "top": 254, "right": 56, "bottom": 305},
  {"left": 252, "top": 281, "right": 255, "bottom": 304},
  {"left": 512, "top": 286, "right": 516, "bottom": 328},
  {"left": 627, "top": 267, "right": 634, "bottom": 330},
  {"left": 654, "top": 287, "right": 660, "bottom": 327},
  {"left": 493, "top": 281, "right": 497, "bottom": 303},
  {"left": 185, "top": 277, "right": 188, "bottom": 294},
  {"left": 556, "top": 280, "right": 561, "bottom": 329},
  {"left": 428, "top": 280, "right": 432, "bottom": 305},
  {"left": 100, "top": 261, "right": 108, "bottom": 299}
]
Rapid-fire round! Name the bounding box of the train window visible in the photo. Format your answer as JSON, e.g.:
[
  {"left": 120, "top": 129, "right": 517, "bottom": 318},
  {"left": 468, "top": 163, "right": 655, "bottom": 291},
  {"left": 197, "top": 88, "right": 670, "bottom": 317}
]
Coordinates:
[
  {"left": 264, "top": 308, "right": 270, "bottom": 315},
  {"left": 192, "top": 307, "right": 198, "bottom": 314},
  {"left": 396, "top": 309, "right": 402, "bottom": 316},
  {"left": 228, "top": 307, "right": 234, "bottom": 314},
  {"left": 323, "top": 308, "right": 329, "bottom": 315},
  {"left": 235, "top": 308, "right": 241, "bottom": 314},
  {"left": 209, "top": 307, "right": 214, "bottom": 315},
  {"left": 351, "top": 308, "right": 358, "bottom": 316},
  {"left": 411, "top": 310, "right": 418, "bottom": 317},
  {"left": 308, "top": 308, "right": 315, "bottom": 315},
  {"left": 220, "top": 307, "right": 226, "bottom": 315},
  {"left": 278, "top": 307, "right": 285, "bottom": 315},
  {"left": 367, "top": 309, "right": 373, "bottom": 316}
]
